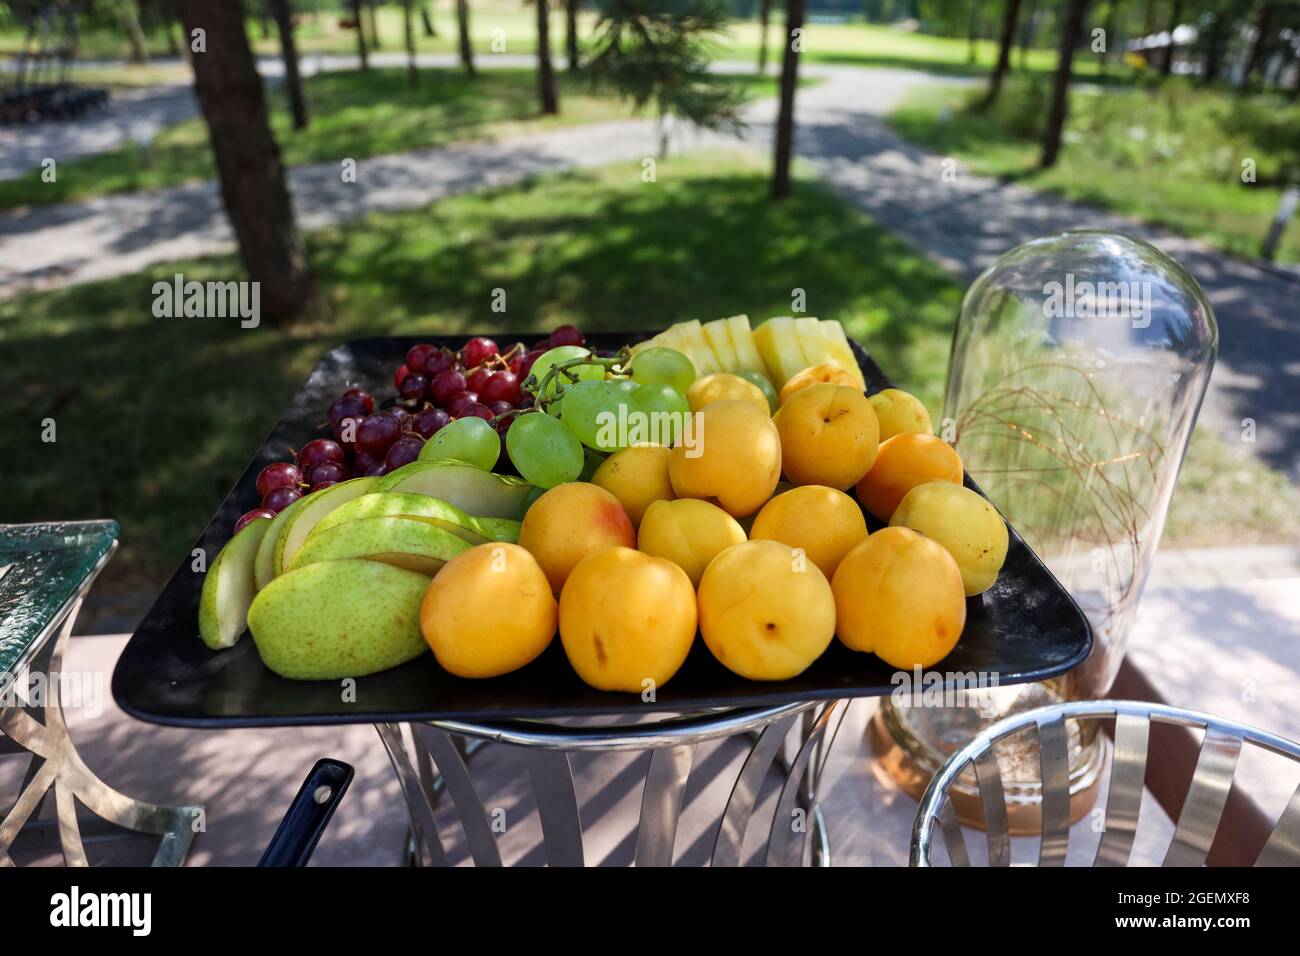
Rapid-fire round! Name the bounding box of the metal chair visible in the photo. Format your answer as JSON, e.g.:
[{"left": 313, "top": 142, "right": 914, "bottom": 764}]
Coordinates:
[{"left": 911, "top": 700, "right": 1300, "bottom": 867}]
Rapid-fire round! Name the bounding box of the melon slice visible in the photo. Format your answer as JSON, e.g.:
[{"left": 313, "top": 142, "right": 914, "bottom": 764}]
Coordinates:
[{"left": 702, "top": 318, "right": 739, "bottom": 373}]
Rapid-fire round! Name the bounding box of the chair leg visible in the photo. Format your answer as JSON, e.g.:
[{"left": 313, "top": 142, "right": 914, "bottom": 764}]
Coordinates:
[{"left": 1, "top": 596, "right": 202, "bottom": 867}]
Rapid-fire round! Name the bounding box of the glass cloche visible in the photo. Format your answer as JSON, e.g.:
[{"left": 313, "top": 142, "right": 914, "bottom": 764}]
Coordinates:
[{"left": 877, "top": 231, "right": 1218, "bottom": 830}]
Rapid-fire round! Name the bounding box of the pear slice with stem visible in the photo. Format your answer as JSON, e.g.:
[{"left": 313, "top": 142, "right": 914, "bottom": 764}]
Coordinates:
[{"left": 199, "top": 518, "right": 272, "bottom": 649}]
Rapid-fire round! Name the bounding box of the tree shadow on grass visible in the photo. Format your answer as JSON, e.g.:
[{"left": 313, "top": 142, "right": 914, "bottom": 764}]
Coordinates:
[{"left": 0, "top": 159, "right": 962, "bottom": 600}]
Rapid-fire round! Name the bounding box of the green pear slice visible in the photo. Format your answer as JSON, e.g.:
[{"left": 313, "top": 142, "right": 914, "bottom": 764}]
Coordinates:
[
  {"left": 248, "top": 558, "right": 430, "bottom": 680},
  {"left": 199, "top": 519, "right": 273, "bottom": 649},
  {"left": 373, "top": 459, "right": 535, "bottom": 519},
  {"left": 254, "top": 491, "right": 316, "bottom": 590},
  {"left": 308, "top": 492, "right": 521, "bottom": 545},
  {"left": 287, "top": 515, "right": 472, "bottom": 576},
  {"left": 273, "top": 476, "right": 379, "bottom": 576}
]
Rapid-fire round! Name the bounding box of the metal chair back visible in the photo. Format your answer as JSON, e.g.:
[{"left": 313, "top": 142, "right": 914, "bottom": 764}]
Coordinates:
[{"left": 912, "top": 700, "right": 1300, "bottom": 867}]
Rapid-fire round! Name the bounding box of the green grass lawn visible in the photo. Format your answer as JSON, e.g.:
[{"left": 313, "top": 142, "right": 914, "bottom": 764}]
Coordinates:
[
  {"left": 2, "top": 4, "right": 1101, "bottom": 79},
  {"left": 0, "top": 66, "right": 779, "bottom": 210},
  {"left": 0, "top": 152, "right": 961, "bottom": 596},
  {"left": 888, "top": 79, "right": 1300, "bottom": 265},
  {"left": 2, "top": 151, "right": 1293, "bottom": 601}
]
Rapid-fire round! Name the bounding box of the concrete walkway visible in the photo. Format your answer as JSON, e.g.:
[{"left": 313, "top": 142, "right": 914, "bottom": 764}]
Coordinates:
[{"left": 1, "top": 55, "right": 1297, "bottom": 477}]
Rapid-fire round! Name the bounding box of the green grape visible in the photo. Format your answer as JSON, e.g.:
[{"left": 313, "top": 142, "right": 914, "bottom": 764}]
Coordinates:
[
  {"left": 609, "top": 377, "right": 640, "bottom": 395},
  {"left": 736, "top": 369, "right": 779, "bottom": 413},
  {"left": 506, "top": 412, "right": 584, "bottom": 489},
  {"left": 631, "top": 347, "right": 696, "bottom": 395},
  {"left": 630, "top": 382, "right": 691, "bottom": 447},
  {"left": 525, "top": 346, "right": 606, "bottom": 406},
  {"left": 561, "top": 380, "right": 632, "bottom": 452},
  {"left": 418, "top": 416, "right": 500, "bottom": 471}
]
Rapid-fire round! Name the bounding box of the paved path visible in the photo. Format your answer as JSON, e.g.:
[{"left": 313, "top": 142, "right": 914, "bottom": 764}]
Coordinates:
[{"left": 1, "top": 56, "right": 1297, "bottom": 476}]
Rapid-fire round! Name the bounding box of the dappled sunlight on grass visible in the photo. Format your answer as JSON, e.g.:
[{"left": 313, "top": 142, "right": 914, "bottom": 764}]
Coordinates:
[
  {"left": 0, "top": 67, "right": 780, "bottom": 211},
  {"left": 0, "top": 153, "right": 960, "bottom": 593}
]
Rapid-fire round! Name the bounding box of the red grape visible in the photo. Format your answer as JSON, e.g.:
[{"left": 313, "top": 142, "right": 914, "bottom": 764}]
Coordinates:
[
  {"left": 461, "top": 337, "right": 498, "bottom": 368},
  {"left": 480, "top": 370, "right": 521, "bottom": 404},
  {"left": 447, "top": 391, "right": 480, "bottom": 418},
  {"left": 299, "top": 438, "right": 344, "bottom": 471},
  {"left": 393, "top": 364, "right": 410, "bottom": 390},
  {"left": 386, "top": 437, "right": 424, "bottom": 470},
  {"left": 342, "top": 388, "right": 375, "bottom": 413},
  {"left": 328, "top": 394, "right": 367, "bottom": 426},
  {"left": 460, "top": 402, "right": 494, "bottom": 422},
  {"left": 516, "top": 349, "right": 546, "bottom": 381},
  {"left": 412, "top": 407, "right": 451, "bottom": 438},
  {"left": 423, "top": 349, "right": 456, "bottom": 377},
  {"left": 262, "top": 486, "right": 303, "bottom": 513},
  {"left": 431, "top": 369, "right": 468, "bottom": 405},
  {"left": 334, "top": 415, "right": 364, "bottom": 447},
  {"left": 353, "top": 450, "right": 380, "bottom": 473},
  {"left": 357, "top": 413, "right": 401, "bottom": 456},
  {"left": 363, "top": 462, "right": 389, "bottom": 477},
  {"left": 308, "top": 461, "right": 349, "bottom": 485},
  {"left": 235, "top": 508, "right": 276, "bottom": 533},
  {"left": 549, "top": 324, "right": 584, "bottom": 347},
  {"left": 466, "top": 366, "right": 492, "bottom": 393},
  {"left": 309, "top": 480, "right": 339, "bottom": 493},
  {"left": 405, "top": 343, "right": 437, "bottom": 374},
  {"left": 399, "top": 373, "right": 429, "bottom": 402},
  {"left": 487, "top": 399, "right": 513, "bottom": 416},
  {"left": 256, "top": 462, "right": 303, "bottom": 497}
]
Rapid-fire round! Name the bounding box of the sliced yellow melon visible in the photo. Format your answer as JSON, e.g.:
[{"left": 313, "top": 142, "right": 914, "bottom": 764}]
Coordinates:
[
  {"left": 723, "top": 315, "right": 769, "bottom": 379},
  {"left": 702, "top": 318, "right": 739, "bottom": 373},
  {"left": 752, "top": 317, "right": 809, "bottom": 387},
  {"left": 794, "top": 317, "right": 828, "bottom": 365},
  {"left": 676, "top": 319, "right": 722, "bottom": 376},
  {"left": 629, "top": 332, "right": 666, "bottom": 357},
  {"left": 818, "top": 320, "right": 866, "bottom": 389}
]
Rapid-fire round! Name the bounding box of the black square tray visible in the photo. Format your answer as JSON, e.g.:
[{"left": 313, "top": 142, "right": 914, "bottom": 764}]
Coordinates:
[{"left": 112, "top": 333, "right": 1091, "bottom": 728}]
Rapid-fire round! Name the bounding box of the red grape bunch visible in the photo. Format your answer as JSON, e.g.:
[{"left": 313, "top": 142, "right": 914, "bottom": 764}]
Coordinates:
[{"left": 233, "top": 327, "right": 585, "bottom": 533}]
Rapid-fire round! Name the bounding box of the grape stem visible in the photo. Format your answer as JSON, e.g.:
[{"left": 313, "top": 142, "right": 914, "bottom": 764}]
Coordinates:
[{"left": 523, "top": 346, "right": 633, "bottom": 414}]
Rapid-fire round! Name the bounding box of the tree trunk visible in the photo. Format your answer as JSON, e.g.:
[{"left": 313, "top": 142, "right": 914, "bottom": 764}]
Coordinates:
[
  {"left": 1160, "top": 0, "right": 1180, "bottom": 75},
  {"left": 1202, "top": 10, "right": 1224, "bottom": 85},
  {"left": 1040, "top": 0, "right": 1089, "bottom": 168},
  {"left": 1243, "top": 3, "right": 1273, "bottom": 88},
  {"left": 368, "top": 0, "right": 381, "bottom": 47},
  {"left": 536, "top": 0, "right": 558, "bottom": 114},
  {"left": 403, "top": 0, "right": 418, "bottom": 87},
  {"left": 351, "top": 0, "right": 369, "bottom": 69},
  {"left": 771, "top": 0, "right": 805, "bottom": 199},
  {"left": 421, "top": 4, "right": 437, "bottom": 36},
  {"left": 269, "top": 0, "right": 309, "bottom": 129},
  {"left": 1017, "top": 0, "right": 1037, "bottom": 68},
  {"left": 123, "top": 3, "right": 150, "bottom": 64},
  {"left": 966, "top": 0, "right": 980, "bottom": 63},
  {"left": 979, "top": 0, "right": 1022, "bottom": 110},
  {"left": 176, "top": 0, "right": 320, "bottom": 323},
  {"left": 565, "top": 0, "right": 579, "bottom": 71},
  {"left": 457, "top": 0, "right": 475, "bottom": 77},
  {"left": 1099, "top": 0, "right": 1119, "bottom": 76},
  {"left": 758, "top": 0, "right": 771, "bottom": 74},
  {"left": 1142, "top": 0, "right": 1158, "bottom": 33}
]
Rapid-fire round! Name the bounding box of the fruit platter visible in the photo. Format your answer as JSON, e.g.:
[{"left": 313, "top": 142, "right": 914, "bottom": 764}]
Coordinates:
[{"left": 113, "top": 320, "right": 1091, "bottom": 728}]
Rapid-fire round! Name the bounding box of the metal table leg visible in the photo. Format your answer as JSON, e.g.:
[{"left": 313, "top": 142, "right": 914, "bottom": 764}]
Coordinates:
[{"left": 376, "top": 700, "right": 848, "bottom": 868}]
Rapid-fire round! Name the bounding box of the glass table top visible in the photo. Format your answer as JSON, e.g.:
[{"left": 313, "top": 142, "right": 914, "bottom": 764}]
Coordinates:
[{"left": 0, "top": 521, "right": 118, "bottom": 677}]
